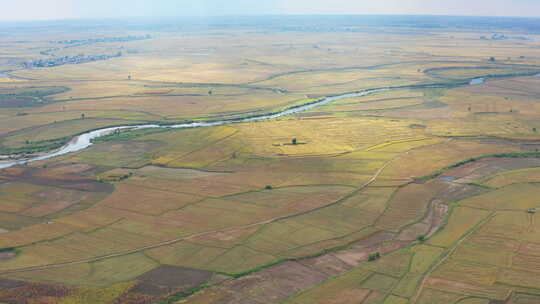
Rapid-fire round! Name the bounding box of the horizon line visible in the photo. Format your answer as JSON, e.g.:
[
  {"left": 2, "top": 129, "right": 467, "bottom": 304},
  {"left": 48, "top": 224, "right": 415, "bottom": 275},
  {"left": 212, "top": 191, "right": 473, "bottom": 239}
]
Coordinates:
[{"left": 1, "top": 13, "right": 540, "bottom": 24}]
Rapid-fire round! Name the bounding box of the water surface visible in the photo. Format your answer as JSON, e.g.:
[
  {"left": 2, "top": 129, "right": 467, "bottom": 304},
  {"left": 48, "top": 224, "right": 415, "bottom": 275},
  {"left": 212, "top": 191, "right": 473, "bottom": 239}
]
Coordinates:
[
  {"left": 469, "top": 78, "right": 485, "bottom": 85},
  {"left": 0, "top": 89, "right": 386, "bottom": 169}
]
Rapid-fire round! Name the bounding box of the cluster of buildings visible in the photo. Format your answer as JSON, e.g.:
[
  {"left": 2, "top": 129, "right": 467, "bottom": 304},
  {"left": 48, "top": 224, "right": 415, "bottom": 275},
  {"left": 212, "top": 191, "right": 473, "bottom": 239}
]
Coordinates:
[
  {"left": 51, "top": 35, "right": 151, "bottom": 46},
  {"left": 21, "top": 35, "right": 151, "bottom": 69},
  {"left": 480, "top": 33, "right": 530, "bottom": 41},
  {"left": 22, "top": 52, "right": 123, "bottom": 68}
]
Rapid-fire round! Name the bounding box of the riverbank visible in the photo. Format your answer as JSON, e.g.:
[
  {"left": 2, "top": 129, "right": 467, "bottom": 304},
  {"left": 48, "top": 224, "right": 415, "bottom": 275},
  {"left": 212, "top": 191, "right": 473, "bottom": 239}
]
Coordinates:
[{"left": 0, "top": 74, "right": 529, "bottom": 169}]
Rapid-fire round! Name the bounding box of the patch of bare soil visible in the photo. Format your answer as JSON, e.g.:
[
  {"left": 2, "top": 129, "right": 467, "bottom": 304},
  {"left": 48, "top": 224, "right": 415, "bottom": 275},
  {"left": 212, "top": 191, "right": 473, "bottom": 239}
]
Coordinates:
[
  {"left": 298, "top": 254, "right": 353, "bottom": 276},
  {"left": 0, "top": 166, "right": 113, "bottom": 193},
  {"left": 398, "top": 199, "right": 448, "bottom": 241},
  {"left": 131, "top": 266, "right": 213, "bottom": 296},
  {"left": 0, "top": 281, "right": 72, "bottom": 303},
  {"left": 184, "top": 231, "right": 406, "bottom": 303},
  {"left": 443, "top": 157, "right": 540, "bottom": 184},
  {"left": 399, "top": 179, "right": 485, "bottom": 241},
  {"left": 221, "top": 261, "right": 329, "bottom": 303},
  {"left": 0, "top": 252, "right": 16, "bottom": 262},
  {"left": 433, "top": 180, "right": 487, "bottom": 204},
  {"left": 332, "top": 232, "right": 396, "bottom": 266},
  {"left": 0, "top": 278, "right": 25, "bottom": 289}
]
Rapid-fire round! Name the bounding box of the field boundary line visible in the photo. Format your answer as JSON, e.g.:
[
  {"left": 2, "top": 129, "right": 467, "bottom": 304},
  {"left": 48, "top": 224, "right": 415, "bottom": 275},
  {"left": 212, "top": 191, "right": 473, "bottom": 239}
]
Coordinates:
[
  {"left": 411, "top": 211, "right": 496, "bottom": 303},
  {"left": 0, "top": 147, "right": 403, "bottom": 275}
]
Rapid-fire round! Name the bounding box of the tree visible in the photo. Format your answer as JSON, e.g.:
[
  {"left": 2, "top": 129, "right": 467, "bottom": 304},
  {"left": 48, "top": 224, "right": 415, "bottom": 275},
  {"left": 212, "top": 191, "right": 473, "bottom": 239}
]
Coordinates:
[
  {"left": 81, "top": 113, "right": 85, "bottom": 119},
  {"left": 368, "top": 252, "right": 381, "bottom": 262},
  {"left": 265, "top": 185, "right": 273, "bottom": 190},
  {"left": 416, "top": 235, "right": 426, "bottom": 242},
  {"left": 489, "top": 57, "right": 496, "bottom": 62},
  {"left": 533, "top": 128, "right": 537, "bottom": 133},
  {"left": 292, "top": 138, "right": 297, "bottom": 145},
  {"left": 208, "top": 90, "right": 213, "bottom": 95}
]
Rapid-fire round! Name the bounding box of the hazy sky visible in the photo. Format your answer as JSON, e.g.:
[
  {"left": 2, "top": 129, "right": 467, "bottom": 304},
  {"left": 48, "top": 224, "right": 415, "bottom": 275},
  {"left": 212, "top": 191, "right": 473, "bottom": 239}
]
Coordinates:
[{"left": 1, "top": 0, "right": 540, "bottom": 21}]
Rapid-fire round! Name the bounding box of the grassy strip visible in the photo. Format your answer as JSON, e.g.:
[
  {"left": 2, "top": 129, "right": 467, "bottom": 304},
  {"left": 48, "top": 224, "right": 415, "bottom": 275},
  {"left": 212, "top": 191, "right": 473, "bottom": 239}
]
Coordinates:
[
  {"left": 0, "top": 137, "right": 70, "bottom": 155},
  {"left": 0, "top": 86, "right": 70, "bottom": 98},
  {"left": 91, "top": 128, "right": 170, "bottom": 144},
  {"left": 417, "top": 152, "right": 540, "bottom": 181},
  {"left": 160, "top": 282, "right": 210, "bottom": 304},
  {"left": 0, "top": 247, "right": 21, "bottom": 255},
  {"left": 466, "top": 182, "right": 497, "bottom": 190},
  {"left": 0, "top": 86, "right": 71, "bottom": 107}
]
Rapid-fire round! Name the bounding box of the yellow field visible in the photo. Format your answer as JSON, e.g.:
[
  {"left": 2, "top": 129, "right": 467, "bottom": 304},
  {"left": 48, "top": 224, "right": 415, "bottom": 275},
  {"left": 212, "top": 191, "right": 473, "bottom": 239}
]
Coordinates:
[{"left": 2, "top": 17, "right": 540, "bottom": 304}]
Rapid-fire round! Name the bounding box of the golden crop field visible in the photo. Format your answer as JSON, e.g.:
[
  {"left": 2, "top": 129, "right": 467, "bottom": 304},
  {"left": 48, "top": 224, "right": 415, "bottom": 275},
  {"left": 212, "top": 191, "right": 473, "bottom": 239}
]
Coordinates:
[{"left": 1, "top": 13, "right": 540, "bottom": 304}]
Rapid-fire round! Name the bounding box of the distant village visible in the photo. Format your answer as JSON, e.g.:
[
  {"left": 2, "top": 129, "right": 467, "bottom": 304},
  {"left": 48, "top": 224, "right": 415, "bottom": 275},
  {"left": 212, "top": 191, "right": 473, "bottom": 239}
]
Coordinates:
[
  {"left": 22, "top": 35, "right": 151, "bottom": 69},
  {"left": 39, "top": 35, "right": 152, "bottom": 56},
  {"left": 51, "top": 34, "right": 152, "bottom": 46},
  {"left": 480, "top": 33, "right": 530, "bottom": 41},
  {"left": 22, "top": 52, "right": 123, "bottom": 68}
]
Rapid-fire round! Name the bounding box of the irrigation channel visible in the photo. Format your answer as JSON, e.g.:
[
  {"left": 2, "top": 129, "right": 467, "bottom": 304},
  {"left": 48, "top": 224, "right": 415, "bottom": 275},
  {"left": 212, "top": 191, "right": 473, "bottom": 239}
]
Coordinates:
[{"left": 0, "top": 78, "right": 486, "bottom": 169}]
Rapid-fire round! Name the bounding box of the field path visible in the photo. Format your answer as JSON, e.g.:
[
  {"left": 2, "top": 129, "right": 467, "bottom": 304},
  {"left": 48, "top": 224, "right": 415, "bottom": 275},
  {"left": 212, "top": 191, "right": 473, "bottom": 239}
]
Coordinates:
[
  {"left": 410, "top": 211, "right": 496, "bottom": 303},
  {"left": 0, "top": 150, "right": 402, "bottom": 275}
]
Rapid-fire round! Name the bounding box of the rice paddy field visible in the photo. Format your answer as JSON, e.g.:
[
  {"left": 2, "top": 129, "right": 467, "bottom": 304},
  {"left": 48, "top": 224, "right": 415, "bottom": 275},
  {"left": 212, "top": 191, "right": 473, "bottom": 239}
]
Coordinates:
[{"left": 1, "top": 15, "right": 540, "bottom": 304}]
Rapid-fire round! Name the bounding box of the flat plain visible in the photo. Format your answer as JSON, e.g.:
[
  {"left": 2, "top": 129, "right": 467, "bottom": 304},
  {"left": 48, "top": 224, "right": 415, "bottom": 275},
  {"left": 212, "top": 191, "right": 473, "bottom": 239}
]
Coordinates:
[{"left": 1, "top": 15, "right": 540, "bottom": 304}]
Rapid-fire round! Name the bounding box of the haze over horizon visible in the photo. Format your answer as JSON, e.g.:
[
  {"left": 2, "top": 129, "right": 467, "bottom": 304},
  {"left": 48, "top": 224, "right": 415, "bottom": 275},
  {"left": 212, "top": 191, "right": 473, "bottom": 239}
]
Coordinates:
[{"left": 1, "top": 0, "right": 540, "bottom": 22}]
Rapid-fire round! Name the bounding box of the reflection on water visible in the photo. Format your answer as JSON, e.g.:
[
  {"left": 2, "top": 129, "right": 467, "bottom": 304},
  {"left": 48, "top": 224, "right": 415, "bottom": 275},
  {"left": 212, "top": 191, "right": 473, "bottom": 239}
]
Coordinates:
[{"left": 469, "top": 78, "right": 485, "bottom": 85}]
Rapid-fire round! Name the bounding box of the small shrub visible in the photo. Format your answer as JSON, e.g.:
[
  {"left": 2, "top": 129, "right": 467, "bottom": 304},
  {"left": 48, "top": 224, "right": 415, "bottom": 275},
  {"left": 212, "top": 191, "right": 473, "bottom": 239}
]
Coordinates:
[{"left": 368, "top": 252, "right": 381, "bottom": 262}]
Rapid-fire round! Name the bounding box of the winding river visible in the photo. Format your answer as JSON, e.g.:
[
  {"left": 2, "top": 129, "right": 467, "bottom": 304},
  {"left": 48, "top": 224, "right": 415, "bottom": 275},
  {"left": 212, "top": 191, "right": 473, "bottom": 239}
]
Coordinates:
[{"left": 0, "top": 77, "right": 489, "bottom": 169}]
